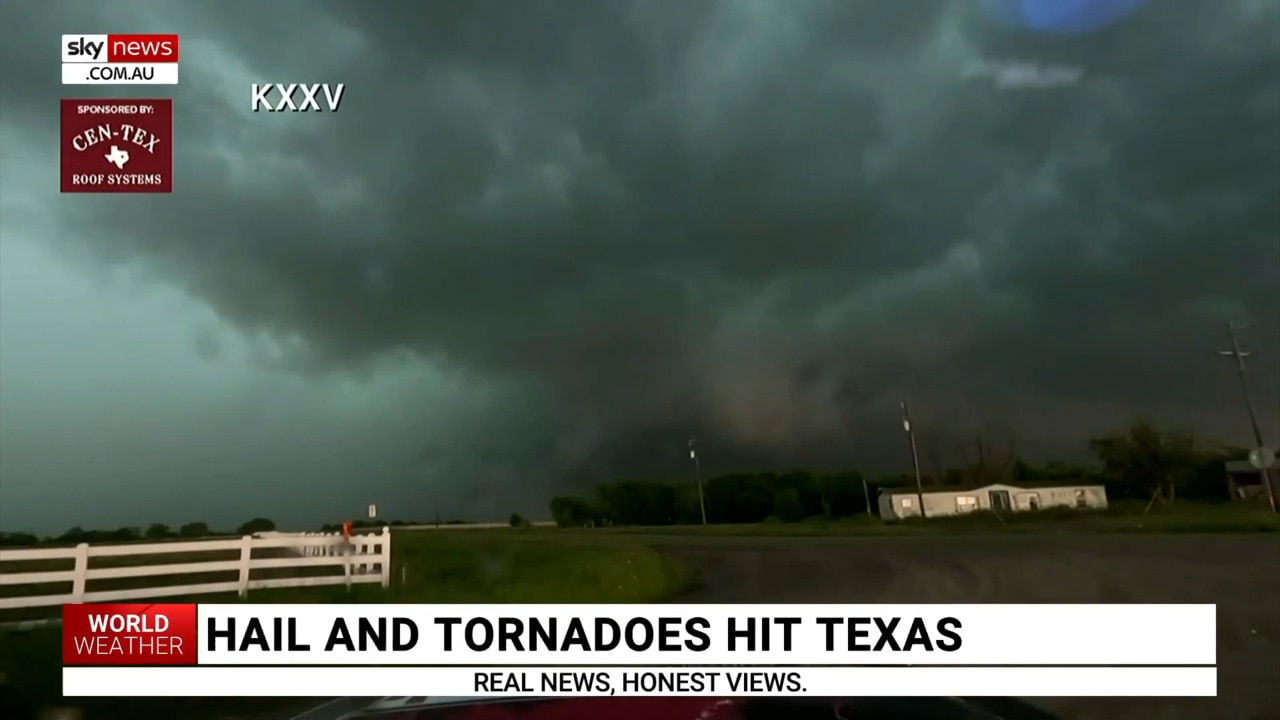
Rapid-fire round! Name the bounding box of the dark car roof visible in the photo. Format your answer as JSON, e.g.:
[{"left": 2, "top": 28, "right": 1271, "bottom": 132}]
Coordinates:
[
  {"left": 338, "top": 697, "right": 552, "bottom": 717},
  {"left": 333, "top": 696, "right": 1058, "bottom": 720}
]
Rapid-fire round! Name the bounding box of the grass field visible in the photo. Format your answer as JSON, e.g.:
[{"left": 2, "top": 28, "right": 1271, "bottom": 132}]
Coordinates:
[
  {"left": 0, "top": 530, "right": 689, "bottom": 720},
  {"left": 576, "top": 501, "right": 1279, "bottom": 536},
  {"left": 1, "top": 502, "right": 1272, "bottom": 719}
]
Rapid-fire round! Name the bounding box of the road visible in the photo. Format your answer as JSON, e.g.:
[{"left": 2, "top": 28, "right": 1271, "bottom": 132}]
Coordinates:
[
  {"left": 285, "top": 533, "right": 1280, "bottom": 720},
  {"left": 655, "top": 534, "right": 1280, "bottom": 720}
]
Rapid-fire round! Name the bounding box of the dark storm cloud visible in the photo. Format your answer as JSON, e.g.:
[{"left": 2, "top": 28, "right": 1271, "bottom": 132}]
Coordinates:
[{"left": 3, "top": 0, "right": 1278, "bottom": 515}]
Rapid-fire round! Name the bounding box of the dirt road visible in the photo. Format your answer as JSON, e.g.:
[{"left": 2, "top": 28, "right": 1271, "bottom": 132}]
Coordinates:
[{"left": 653, "top": 534, "right": 1280, "bottom": 720}]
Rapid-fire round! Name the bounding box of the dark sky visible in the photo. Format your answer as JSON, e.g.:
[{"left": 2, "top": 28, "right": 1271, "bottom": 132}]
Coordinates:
[{"left": 1, "top": 0, "right": 1277, "bottom": 533}]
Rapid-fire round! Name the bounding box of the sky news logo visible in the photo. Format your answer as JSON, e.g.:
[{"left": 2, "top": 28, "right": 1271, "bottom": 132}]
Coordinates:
[{"left": 62, "top": 34, "right": 179, "bottom": 85}]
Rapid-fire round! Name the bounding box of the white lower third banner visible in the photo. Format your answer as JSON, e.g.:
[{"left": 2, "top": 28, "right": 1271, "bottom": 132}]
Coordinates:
[{"left": 64, "top": 666, "right": 1216, "bottom": 698}]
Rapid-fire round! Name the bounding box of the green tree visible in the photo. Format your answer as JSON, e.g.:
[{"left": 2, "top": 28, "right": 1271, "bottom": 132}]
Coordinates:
[
  {"left": 58, "top": 526, "right": 88, "bottom": 544},
  {"left": 0, "top": 532, "right": 39, "bottom": 547},
  {"left": 549, "top": 496, "right": 601, "bottom": 527},
  {"left": 954, "top": 422, "right": 1018, "bottom": 486},
  {"left": 704, "top": 473, "right": 775, "bottom": 523},
  {"left": 178, "top": 521, "right": 210, "bottom": 537},
  {"left": 1088, "top": 422, "right": 1201, "bottom": 501},
  {"left": 596, "top": 480, "right": 681, "bottom": 525},
  {"left": 508, "top": 512, "right": 526, "bottom": 528},
  {"left": 818, "top": 472, "right": 869, "bottom": 517},
  {"left": 144, "top": 523, "right": 172, "bottom": 539},
  {"left": 772, "top": 488, "right": 805, "bottom": 523},
  {"left": 237, "top": 517, "right": 276, "bottom": 535},
  {"left": 107, "top": 527, "right": 141, "bottom": 542}
]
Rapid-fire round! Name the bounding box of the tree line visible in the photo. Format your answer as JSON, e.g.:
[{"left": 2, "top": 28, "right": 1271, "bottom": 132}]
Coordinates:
[
  {"left": 1, "top": 422, "right": 1258, "bottom": 544},
  {"left": 317, "top": 518, "right": 473, "bottom": 532},
  {"left": 0, "top": 517, "right": 281, "bottom": 548},
  {"left": 548, "top": 422, "right": 1255, "bottom": 527},
  {"left": 0, "top": 516, "right": 469, "bottom": 548}
]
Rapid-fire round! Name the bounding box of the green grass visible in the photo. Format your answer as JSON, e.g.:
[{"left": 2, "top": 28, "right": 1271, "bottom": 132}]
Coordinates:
[
  {"left": 0, "top": 530, "right": 690, "bottom": 720},
  {"left": 569, "top": 501, "right": 1280, "bottom": 536},
  {"left": 3, "top": 503, "right": 1270, "bottom": 717},
  {"left": 362, "top": 530, "right": 690, "bottom": 603}
]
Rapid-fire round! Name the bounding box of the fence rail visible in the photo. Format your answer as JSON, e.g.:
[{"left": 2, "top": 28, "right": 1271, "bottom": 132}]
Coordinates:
[{"left": 0, "top": 527, "right": 391, "bottom": 613}]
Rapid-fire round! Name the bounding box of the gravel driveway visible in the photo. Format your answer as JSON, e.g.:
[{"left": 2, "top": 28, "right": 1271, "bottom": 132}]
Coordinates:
[{"left": 653, "top": 534, "right": 1280, "bottom": 720}]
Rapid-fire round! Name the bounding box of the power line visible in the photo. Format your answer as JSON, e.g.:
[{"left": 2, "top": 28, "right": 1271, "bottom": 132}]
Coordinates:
[
  {"left": 899, "top": 401, "right": 927, "bottom": 519},
  {"left": 688, "top": 437, "right": 707, "bottom": 525},
  {"left": 1217, "top": 321, "right": 1277, "bottom": 513}
]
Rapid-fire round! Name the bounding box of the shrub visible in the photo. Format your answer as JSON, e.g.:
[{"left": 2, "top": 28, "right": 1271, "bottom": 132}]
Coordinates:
[{"left": 509, "top": 513, "right": 526, "bottom": 528}]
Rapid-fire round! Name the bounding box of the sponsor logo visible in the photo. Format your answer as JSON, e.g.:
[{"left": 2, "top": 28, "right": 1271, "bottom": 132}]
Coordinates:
[{"left": 60, "top": 98, "right": 174, "bottom": 193}]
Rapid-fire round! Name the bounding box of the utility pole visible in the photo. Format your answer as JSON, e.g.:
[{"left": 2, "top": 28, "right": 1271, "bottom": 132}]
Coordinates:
[
  {"left": 900, "top": 401, "right": 927, "bottom": 518},
  {"left": 1218, "top": 322, "right": 1277, "bottom": 513},
  {"left": 689, "top": 438, "right": 708, "bottom": 525}
]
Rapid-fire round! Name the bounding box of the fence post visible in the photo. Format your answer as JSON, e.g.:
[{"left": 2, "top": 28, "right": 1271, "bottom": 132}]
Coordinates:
[
  {"left": 342, "top": 542, "right": 353, "bottom": 590},
  {"left": 71, "top": 543, "right": 90, "bottom": 602},
  {"left": 237, "top": 535, "right": 253, "bottom": 598},
  {"left": 380, "top": 526, "right": 392, "bottom": 589}
]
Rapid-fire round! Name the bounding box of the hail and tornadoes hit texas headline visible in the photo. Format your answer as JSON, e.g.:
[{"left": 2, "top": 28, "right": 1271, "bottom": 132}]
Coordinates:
[
  {"left": 59, "top": 603, "right": 1217, "bottom": 698},
  {"left": 62, "top": 602, "right": 1215, "bottom": 666}
]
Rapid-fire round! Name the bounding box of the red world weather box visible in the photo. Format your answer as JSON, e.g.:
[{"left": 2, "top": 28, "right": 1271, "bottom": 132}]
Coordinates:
[
  {"left": 62, "top": 603, "right": 197, "bottom": 666},
  {"left": 60, "top": 98, "right": 173, "bottom": 193}
]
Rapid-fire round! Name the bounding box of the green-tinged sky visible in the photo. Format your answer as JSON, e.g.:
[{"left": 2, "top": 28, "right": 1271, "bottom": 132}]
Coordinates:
[{"left": 1, "top": 0, "right": 1277, "bottom": 533}]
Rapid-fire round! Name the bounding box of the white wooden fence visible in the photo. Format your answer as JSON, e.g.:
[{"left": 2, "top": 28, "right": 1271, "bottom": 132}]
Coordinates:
[
  {"left": 0, "top": 527, "right": 391, "bottom": 614},
  {"left": 255, "top": 531, "right": 384, "bottom": 575}
]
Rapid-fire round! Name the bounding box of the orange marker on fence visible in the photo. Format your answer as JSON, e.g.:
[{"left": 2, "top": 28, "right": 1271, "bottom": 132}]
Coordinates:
[{"left": 341, "top": 520, "right": 352, "bottom": 541}]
